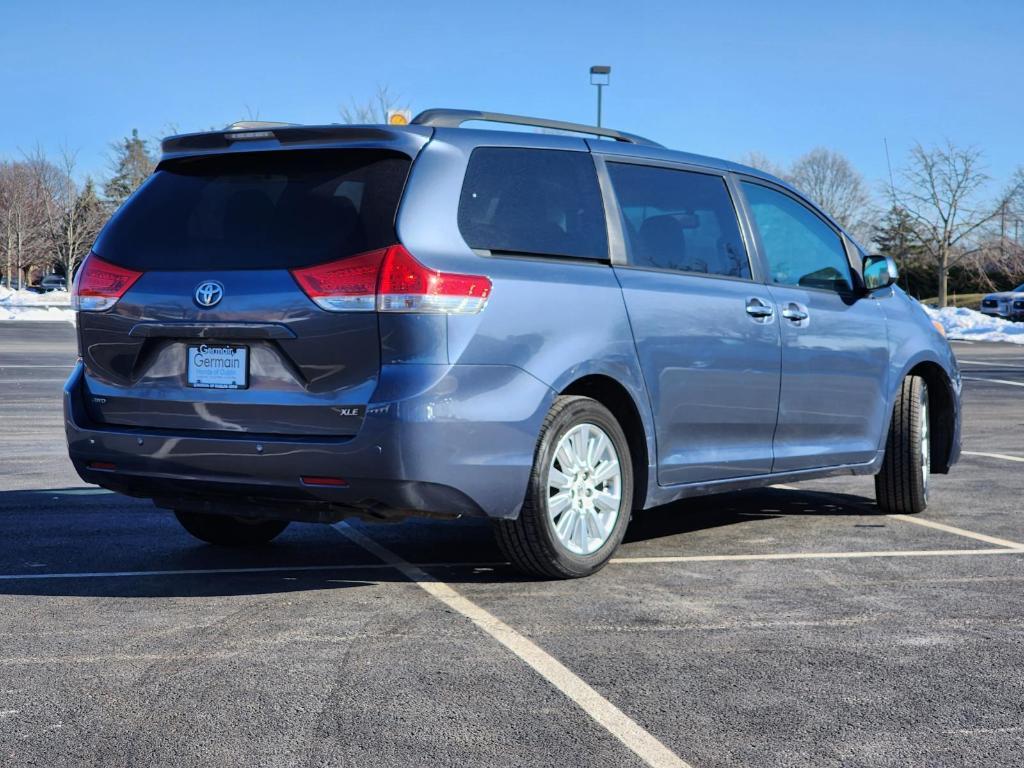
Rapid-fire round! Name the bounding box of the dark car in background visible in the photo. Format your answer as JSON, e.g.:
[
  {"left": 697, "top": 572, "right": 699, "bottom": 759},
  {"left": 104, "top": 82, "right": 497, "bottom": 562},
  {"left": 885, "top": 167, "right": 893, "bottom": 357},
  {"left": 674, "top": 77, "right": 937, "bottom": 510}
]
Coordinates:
[
  {"left": 65, "top": 110, "right": 961, "bottom": 578},
  {"left": 37, "top": 274, "right": 67, "bottom": 292}
]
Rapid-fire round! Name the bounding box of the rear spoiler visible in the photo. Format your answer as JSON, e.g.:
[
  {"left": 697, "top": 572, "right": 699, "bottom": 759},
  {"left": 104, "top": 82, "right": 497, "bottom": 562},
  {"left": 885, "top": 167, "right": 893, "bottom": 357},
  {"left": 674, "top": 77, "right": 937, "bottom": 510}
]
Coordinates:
[{"left": 160, "top": 124, "right": 432, "bottom": 162}]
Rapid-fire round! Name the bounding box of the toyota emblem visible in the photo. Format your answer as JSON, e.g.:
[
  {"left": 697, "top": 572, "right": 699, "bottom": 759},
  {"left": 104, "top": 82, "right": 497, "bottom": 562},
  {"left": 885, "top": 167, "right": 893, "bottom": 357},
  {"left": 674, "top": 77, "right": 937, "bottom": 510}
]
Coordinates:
[{"left": 194, "top": 281, "right": 224, "bottom": 308}]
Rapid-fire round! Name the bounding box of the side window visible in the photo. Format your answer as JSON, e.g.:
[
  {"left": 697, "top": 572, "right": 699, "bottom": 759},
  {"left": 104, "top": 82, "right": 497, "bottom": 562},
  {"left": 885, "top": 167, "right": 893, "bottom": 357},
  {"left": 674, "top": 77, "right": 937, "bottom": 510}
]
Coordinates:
[
  {"left": 458, "top": 148, "right": 608, "bottom": 260},
  {"left": 605, "top": 162, "right": 751, "bottom": 279},
  {"left": 741, "top": 181, "right": 852, "bottom": 292}
]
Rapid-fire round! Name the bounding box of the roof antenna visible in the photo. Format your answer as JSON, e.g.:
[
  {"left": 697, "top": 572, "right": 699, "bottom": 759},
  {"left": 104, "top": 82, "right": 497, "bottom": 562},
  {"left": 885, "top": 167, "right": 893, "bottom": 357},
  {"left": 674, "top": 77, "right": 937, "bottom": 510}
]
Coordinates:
[{"left": 883, "top": 137, "right": 897, "bottom": 202}]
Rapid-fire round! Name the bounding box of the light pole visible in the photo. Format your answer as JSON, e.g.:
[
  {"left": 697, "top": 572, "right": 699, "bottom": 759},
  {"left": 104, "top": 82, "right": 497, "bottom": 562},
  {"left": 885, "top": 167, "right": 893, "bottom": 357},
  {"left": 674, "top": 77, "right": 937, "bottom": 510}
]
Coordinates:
[{"left": 590, "top": 65, "right": 610, "bottom": 127}]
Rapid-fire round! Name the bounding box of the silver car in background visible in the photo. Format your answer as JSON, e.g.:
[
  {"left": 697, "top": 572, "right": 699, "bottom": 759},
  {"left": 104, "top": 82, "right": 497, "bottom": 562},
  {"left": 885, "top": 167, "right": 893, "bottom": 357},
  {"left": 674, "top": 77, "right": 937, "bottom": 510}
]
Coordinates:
[{"left": 980, "top": 283, "right": 1024, "bottom": 321}]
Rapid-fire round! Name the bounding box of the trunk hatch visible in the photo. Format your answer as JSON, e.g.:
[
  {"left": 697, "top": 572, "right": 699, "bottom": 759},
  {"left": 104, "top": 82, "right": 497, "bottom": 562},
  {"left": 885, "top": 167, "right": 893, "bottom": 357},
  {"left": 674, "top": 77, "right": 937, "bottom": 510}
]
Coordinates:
[{"left": 79, "top": 147, "right": 413, "bottom": 436}]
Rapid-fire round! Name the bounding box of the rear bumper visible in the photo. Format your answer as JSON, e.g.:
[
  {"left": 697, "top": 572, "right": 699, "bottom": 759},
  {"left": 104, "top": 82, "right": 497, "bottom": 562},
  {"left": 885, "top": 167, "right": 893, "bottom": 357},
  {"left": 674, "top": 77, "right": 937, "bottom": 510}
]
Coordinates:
[{"left": 64, "top": 362, "right": 553, "bottom": 522}]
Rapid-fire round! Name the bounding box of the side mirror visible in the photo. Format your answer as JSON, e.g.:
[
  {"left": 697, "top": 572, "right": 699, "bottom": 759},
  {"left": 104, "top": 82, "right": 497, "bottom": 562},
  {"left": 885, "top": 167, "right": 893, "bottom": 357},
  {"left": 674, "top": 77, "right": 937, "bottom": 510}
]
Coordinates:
[{"left": 863, "top": 254, "right": 899, "bottom": 291}]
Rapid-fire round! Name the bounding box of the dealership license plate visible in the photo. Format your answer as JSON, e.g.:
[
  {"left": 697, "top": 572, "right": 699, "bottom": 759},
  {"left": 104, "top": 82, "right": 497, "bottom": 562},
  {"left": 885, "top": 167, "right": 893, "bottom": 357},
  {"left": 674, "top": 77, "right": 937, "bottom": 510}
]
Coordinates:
[{"left": 187, "top": 344, "right": 249, "bottom": 389}]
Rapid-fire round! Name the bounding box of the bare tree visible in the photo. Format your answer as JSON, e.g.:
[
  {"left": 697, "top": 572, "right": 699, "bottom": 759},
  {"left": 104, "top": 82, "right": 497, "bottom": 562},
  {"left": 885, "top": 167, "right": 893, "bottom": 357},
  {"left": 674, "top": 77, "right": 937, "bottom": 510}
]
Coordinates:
[
  {"left": 894, "top": 141, "right": 1023, "bottom": 307},
  {"left": 735, "top": 151, "right": 785, "bottom": 178},
  {"left": 959, "top": 168, "right": 1024, "bottom": 293},
  {"left": 340, "top": 85, "right": 408, "bottom": 124},
  {"left": 787, "top": 147, "right": 871, "bottom": 234},
  {"left": 27, "top": 147, "right": 105, "bottom": 281},
  {"left": 0, "top": 161, "right": 47, "bottom": 289}
]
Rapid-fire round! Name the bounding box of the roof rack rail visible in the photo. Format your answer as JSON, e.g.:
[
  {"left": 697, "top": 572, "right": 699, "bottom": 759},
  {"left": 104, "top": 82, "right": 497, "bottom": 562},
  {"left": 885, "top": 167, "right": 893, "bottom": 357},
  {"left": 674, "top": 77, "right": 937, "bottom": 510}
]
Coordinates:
[{"left": 411, "top": 109, "right": 662, "bottom": 147}]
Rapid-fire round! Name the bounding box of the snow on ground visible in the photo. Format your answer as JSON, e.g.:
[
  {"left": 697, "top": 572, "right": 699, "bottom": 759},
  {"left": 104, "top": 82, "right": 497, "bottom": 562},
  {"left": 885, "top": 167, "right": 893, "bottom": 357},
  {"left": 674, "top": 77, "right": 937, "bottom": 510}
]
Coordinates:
[
  {"left": 0, "top": 287, "right": 75, "bottom": 323},
  {"left": 924, "top": 305, "right": 1024, "bottom": 344}
]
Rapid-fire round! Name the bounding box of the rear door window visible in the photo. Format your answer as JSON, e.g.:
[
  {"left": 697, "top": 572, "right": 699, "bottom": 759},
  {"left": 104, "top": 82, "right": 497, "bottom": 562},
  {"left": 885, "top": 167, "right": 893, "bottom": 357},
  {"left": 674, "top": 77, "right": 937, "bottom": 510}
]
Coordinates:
[
  {"left": 458, "top": 148, "right": 608, "bottom": 260},
  {"left": 94, "top": 149, "right": 411, "bottom": 271},
  {"left": 741, "top": 181, "right": 853, "bottom": 292},
  {"left": 606, "top": 162, "right": 751, "bottom": 279}
]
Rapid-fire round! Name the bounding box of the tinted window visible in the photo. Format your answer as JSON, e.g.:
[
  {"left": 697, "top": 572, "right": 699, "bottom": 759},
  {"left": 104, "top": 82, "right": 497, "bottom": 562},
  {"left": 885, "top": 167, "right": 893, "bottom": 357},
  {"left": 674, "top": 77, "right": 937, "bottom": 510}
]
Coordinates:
[
  {"left": 741, "top": 182, "right": 852, "bottom": 292},
  {"left": 458, "top": 148, "right": 608, "bottom": 260},
  {"left": 95, "top": 150, "right": 410, "bottom": 271},
  {"left": 607, "top": 163, "right": 750, "bottom": 278}
]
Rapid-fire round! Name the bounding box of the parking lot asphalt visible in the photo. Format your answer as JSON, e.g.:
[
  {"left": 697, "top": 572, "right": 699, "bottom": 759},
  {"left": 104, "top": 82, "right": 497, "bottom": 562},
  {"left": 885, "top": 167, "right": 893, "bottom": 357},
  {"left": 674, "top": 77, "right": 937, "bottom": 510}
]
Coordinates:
[{"left": 1, "top": 320, "right": 1023, "bottom": 767}]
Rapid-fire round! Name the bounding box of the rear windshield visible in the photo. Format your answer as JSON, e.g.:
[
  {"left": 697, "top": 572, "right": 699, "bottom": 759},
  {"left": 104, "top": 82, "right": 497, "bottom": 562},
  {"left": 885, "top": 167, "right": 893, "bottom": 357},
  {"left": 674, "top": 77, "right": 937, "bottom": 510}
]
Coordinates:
[{"left": 94, "top": 149, "right": 411, "bottom": 271}]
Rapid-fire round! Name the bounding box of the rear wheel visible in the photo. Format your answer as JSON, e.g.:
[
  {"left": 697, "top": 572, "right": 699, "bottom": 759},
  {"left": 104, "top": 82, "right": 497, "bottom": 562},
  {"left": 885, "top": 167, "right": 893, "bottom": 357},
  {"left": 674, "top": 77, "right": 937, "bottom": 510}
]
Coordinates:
[
  {"left": 494, "top": 396, "right": 633, "bottom": 579},
  {"left": 875, "top": 375, "right": 930, "bottom": 514},
  {"left": 174, "top": 510, "right": 289, "bottom": 546}
]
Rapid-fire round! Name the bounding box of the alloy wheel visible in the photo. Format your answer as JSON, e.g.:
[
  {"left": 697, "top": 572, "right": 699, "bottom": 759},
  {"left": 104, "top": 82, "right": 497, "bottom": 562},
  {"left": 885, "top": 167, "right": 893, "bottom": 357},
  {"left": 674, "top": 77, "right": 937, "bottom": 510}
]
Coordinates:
[{"left": 547, "top": 423, "right": 622, "bottom": 555}]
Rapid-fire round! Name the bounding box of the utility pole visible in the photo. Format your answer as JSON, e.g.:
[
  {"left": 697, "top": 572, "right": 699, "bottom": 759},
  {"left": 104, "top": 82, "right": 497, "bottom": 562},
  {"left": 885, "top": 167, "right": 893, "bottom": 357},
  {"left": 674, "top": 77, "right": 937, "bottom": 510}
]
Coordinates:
[{"left": 589, "top": 66, "right": 611, "bottom": 127}]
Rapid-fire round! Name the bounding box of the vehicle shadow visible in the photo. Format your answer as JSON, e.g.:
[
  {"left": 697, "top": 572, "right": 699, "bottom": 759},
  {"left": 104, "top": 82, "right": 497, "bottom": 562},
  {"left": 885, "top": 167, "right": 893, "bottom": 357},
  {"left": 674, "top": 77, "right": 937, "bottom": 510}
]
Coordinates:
[
  {"left": 0, "top": 485, "right": 880, "bottom": 598},
  {"left": 625, "top": 486, "right": 880, "bottom": 543}
]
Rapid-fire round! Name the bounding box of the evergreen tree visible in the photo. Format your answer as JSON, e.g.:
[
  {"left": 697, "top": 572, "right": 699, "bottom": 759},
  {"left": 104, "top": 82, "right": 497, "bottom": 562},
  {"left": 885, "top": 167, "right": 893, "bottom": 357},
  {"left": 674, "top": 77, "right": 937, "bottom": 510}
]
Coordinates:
[
  {"left": 874, "top": 205, "right": 931, "bottom": 297},
  {"left": 104, "top": 129, "right": 155, "bottom": 207}
]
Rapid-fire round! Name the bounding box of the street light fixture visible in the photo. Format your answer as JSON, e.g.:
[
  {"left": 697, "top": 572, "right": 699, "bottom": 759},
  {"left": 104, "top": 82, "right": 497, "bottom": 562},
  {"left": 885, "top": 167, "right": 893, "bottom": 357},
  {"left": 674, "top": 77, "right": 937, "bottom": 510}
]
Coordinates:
[{"left": 590, "top": 65, "right": 611, "bottom": 128}]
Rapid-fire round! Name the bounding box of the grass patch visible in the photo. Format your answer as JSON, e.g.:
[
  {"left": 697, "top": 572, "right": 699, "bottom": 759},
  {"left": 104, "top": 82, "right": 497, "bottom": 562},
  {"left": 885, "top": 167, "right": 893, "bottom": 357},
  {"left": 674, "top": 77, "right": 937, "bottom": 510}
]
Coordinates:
[{"left": 919, "top": 293, "right": 985, "bottom": 310}]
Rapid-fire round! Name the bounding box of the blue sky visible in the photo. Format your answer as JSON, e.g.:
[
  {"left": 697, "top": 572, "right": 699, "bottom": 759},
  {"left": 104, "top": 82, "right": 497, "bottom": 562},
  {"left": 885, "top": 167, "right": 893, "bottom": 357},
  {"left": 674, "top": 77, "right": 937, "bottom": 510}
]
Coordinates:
[{"left": 2, "top": 0, "right": 1022, "bottom": 197}]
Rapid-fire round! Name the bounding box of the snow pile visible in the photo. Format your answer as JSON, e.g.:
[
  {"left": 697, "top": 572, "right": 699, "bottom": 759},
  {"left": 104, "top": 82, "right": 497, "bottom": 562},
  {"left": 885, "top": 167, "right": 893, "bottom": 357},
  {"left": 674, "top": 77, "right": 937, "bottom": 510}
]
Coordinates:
[
  {"left": 0, "top": 287, "right": 75, "bottom": 323},
  {"left": 0, "top": 286, "right": 70, "bottom": 305},
  {"left": 924, "top": 305, "right": 1024, "bottom": 345}
]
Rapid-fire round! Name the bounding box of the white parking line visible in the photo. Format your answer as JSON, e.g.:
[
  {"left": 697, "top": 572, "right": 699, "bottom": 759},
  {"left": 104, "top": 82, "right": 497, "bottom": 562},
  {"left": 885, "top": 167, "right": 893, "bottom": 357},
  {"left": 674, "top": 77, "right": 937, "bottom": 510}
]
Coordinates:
[
  {"left": 963, "top": 376, "right": 1024, "bottom": 388},
  {"left": 769, "top": 481, "right": 1024, "bottom": 550},
  {"left": 0, "top": 378, "right": 68, "bottom": 384},
  {"left": 0, "top": 364, "right": 74, "bottom": 368},
  {"left": 887, "top": 514, "right": 1024, "bottom": 549},
  {"left": 958, "top": 359, "right": 1024, "bottom": 370},
  {"left": 333, "top": 522, "right": 691, "bottom": 768},
  {"left": 963, "top": 450, "right": 1024, "bottom": 463},
  {"left": 3, "top": 545, "right": 1023, "bottom": 583},
  {"left": 0, "top": 562, "right": 501, "bottom": 582},
  {"left": 612, "top": 547, "right": 1023, "bottom": 564}
]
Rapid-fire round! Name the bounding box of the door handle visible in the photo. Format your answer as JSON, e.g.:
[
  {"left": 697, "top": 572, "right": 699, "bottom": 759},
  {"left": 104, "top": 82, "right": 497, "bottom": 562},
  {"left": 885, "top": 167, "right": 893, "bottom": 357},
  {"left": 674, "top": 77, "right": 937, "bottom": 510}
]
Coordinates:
[
  {"left": 745, "top": 298, "right": 774, "bottom": 320},
  {"left": 782, "top": 304, "right": 809, "bottom": 322}
]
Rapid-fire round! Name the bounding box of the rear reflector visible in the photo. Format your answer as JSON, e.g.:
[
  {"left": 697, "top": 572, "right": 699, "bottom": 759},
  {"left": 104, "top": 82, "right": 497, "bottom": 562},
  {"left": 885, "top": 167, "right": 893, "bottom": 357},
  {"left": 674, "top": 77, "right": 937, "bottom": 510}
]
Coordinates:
[
  {"left": 301, "top": 476, "right": 349, "bottom": 487},
  {"left": 72, "top": 253, "right": 143, "bottom": 312},
  {"left": 291, "top": 245, "right": 491, "bottom": 315},
  {"left": 87, "top": 461, "right": 117, "bottom": 471}
]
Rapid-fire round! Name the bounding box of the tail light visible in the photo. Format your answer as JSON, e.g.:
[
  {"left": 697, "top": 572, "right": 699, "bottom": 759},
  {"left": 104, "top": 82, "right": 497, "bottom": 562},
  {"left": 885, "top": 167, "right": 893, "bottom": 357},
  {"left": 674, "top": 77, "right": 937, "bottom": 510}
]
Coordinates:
[
  {"left": 291, "top": 245, "right": 491, "bottom": 315},
  {"left": 289, "top": 248, "right": 385, "bottom": 312},
  {"left": 72, "top": 253, "right": 142, "bottom": 312}
]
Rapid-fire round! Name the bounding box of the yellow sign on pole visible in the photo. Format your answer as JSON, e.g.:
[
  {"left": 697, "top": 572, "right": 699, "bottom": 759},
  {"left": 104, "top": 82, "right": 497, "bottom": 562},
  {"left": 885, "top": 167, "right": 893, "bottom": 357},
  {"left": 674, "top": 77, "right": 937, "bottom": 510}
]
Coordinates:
[{"left": 387, "top": 110, "right": 411, "bottom": 126}]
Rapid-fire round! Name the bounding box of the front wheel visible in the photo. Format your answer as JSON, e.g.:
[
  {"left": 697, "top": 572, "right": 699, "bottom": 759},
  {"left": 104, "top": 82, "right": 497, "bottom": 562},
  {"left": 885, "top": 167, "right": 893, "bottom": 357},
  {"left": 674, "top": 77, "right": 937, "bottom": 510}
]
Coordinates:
[
  {"left": 494, "top": 395, "right": 633, "bottom": 579},
  {"left": 875, "top": 375, "right": 930, "bottom": 514},
  {"left": 174, "top": 510, "right": 290, "bottom": 546}
]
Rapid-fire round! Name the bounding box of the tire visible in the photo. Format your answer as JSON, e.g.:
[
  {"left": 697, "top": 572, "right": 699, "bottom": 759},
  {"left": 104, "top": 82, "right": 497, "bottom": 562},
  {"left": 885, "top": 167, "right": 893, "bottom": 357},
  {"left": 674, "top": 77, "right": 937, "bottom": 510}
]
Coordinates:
[
  {"left": 174, "top": 510, "right": 290, "bottom": 546},
  {"left": 875, "top": 375, "right": 930, "bottom": 514},
  {"left": 494, "top": 395, "right": 633, "bottom": 579}
]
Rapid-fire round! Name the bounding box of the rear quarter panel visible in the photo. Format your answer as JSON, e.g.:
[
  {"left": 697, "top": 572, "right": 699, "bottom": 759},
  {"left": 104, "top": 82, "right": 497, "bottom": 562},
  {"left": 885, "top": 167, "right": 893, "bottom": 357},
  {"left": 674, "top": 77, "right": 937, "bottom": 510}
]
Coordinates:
[{"left": 396, "top": 131, "right": 657, "bottom": 491}]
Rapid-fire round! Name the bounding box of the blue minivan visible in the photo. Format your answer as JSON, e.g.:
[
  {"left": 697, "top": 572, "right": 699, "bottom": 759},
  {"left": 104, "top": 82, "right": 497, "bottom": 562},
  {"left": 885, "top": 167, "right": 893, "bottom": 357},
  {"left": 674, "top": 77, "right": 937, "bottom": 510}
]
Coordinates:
[{"left": 65, "top": 109, "right": 961, "bottom": 578}]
